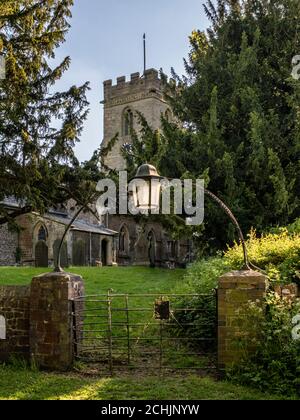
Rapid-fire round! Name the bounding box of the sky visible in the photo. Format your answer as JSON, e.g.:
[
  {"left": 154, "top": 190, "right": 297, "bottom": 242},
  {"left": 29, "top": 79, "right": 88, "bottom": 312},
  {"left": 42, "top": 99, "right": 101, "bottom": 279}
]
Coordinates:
[{"left": 54, "top": 0, "right": 209, "bottom": 162}]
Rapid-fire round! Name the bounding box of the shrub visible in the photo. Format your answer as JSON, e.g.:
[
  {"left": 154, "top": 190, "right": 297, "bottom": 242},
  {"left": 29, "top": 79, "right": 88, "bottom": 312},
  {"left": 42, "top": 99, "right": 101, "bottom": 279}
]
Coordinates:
[
  {"left": 272, "top": 218, "right": 300, "bottom": 235},
  {"left": 229, "top": 293, "right": 300, "bottom": 397},
  {"left": 180, "top": 256, "right": 230, "bottom": 293},
  {"left": 171, "top": 257, "right": 229, "bottom": 346},
  {"left": 172, "top": 221, "right": 300, "bottom": 395},
  {"left": 224, "top": 228, "right": 300, "bottom": 284}
]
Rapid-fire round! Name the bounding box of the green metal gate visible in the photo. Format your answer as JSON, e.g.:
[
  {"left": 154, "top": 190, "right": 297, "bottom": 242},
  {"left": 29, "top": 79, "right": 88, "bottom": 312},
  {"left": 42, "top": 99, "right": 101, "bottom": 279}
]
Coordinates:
[{"left": 73, "top": 291, "right": 217, "bottom": 375}]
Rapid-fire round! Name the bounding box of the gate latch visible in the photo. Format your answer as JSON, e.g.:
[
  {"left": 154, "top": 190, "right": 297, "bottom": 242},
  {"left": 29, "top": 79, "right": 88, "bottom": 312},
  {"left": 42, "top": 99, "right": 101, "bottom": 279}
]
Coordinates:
[{"left": 155, "top": 300, "right": 170, "bottom": 320}]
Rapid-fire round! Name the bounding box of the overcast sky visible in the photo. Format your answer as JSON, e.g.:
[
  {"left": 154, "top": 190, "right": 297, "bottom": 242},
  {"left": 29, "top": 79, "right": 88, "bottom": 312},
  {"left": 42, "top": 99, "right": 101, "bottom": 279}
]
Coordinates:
[{"left": 54, "top": 0, "right": 209, "bottom": 162}]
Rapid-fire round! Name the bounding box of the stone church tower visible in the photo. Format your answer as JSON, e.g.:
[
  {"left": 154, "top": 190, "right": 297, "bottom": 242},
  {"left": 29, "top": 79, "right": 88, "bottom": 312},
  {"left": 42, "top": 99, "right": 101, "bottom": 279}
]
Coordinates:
[
  {"left": 100, "top": 69, "right": 191, "bottom": 267},
  {"left": 101, "top": 68, "right": 169, "bottom": 170}
]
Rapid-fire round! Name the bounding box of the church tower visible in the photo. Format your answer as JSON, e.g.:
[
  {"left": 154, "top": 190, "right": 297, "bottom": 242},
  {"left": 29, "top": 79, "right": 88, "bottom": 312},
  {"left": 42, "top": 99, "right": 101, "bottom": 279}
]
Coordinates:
[
  {"left": 100, "top": 69, "right": 191, "bottom": 268},
  {"left": 101, "top": 69, "right": 169, "bottom": 170}
]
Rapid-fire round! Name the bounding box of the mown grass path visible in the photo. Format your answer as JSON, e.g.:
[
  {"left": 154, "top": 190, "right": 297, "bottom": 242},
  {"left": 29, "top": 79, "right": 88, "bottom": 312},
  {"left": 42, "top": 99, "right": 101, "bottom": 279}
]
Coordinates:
[{"left": 0, "top": 365, "right": 292, "bottom": 400}]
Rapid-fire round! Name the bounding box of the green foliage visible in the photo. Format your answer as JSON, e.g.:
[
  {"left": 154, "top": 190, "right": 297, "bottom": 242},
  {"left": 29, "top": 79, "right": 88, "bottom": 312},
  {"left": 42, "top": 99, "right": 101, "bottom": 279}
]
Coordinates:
[
  {"left": 229, "top": 293, "right": 300, "bottom": 397},
  {"left": 171, "top": 257, "right": 229, "bottom": 343},
  {"left": 180, "top": 256, "right": 229, "bottom": 293},
  {"left": 8, "top": 355, "right": 30, "bottom": 371},
  {"left": 123, "top": 0, "right": 300, "bottom": 249},
  {"left": 173, "top": 219, "right": 300, "bottom": 346},
  {"left": 0, "top": 1, "right": 103, "bottom": 226},
  {"left": 268, "top": 218, "right": 300, "bottom": 235},
  {"left": 224, "top": 228, "right": 300, "bottom": 284}
]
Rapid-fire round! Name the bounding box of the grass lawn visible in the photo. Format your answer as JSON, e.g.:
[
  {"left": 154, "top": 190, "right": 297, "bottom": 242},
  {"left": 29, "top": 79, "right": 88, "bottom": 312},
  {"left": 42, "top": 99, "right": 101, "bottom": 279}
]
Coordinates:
[
  {"left": 0, "top": 266, "right": 296, "bottom": 400},
  {"left": 0, "top": 266, "right": 185, "bottom": 295},
  {"left": 0, "top": 364, "right": 292, "bottom": 400}
]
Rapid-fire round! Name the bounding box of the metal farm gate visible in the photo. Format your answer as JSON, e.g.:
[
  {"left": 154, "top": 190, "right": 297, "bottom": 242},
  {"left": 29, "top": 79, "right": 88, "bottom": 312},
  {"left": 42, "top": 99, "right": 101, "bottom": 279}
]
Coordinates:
[{"left": 72, "top": 291, "right": 217, "bottom": 375}]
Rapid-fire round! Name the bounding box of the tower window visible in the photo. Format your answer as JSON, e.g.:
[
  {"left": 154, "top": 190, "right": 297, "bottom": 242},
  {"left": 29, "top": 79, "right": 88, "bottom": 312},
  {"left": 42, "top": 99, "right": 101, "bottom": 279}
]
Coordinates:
[{"left": 123, "top": 109, "right": 134, "bottom": 136}]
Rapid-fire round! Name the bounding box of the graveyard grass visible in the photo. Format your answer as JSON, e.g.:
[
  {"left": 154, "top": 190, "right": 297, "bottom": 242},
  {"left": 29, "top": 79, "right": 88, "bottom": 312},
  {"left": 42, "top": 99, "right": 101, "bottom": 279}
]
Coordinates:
[{"left": 0, "top": 266, "right": 294, "bottom": 400}]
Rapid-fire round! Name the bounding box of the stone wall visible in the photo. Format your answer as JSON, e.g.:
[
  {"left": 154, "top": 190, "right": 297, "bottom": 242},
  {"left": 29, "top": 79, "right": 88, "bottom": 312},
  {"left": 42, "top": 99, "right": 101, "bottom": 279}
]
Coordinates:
[
  {"left": 0, "top": 268, "right": 278, "bottom": 372},
  {"left": 0, "top": 224, "right": 18, "bottom": 266},
  {"left": 274, "top": 283, "right": 299, "bottom": 300},
  {"left": 0, "top": 272, "right": 84, "bottom": 370},
  {"left": 0, "top": 286, "right": 30, "bottom": 361}
]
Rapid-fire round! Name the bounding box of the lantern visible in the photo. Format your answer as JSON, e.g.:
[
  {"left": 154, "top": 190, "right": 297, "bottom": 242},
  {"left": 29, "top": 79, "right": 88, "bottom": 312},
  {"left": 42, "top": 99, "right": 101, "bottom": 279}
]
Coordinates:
[{"left": 130, "top": 164, "right": 163, "bottom": 211}]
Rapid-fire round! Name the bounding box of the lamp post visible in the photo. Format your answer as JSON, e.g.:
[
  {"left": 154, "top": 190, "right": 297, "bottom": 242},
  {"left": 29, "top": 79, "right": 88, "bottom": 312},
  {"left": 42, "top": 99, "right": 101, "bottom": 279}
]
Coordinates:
[{"left": 131, "top": 163, "right": 251, "bottom": 270}]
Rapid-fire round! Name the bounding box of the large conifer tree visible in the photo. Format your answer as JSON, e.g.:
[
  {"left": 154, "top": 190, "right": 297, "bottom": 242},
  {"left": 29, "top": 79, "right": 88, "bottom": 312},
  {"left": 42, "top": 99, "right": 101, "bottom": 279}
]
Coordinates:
[
  {"left": 124, "top": 0, "right": 300, "bottom": 248},
  {"left": 0, "top": 0, "right": 94, "bottom": 225}
]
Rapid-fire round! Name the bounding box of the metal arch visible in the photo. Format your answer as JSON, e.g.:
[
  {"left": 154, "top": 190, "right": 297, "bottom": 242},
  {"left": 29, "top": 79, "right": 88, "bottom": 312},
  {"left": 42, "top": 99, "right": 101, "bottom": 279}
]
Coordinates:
[{"left": 203, "top": 188, "right": 251, "bottom": 270}]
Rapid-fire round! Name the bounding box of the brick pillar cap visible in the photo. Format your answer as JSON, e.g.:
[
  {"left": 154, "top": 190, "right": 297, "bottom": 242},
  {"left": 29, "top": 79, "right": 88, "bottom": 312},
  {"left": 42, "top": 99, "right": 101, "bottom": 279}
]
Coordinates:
[
  {"left": 219, "top": 270, "right": 268, "bottom": 287},
  {"left": 220, "top": 270, "right": 266, "bottom": 279},
  {"left": 31, "top": 271, "right": 83, "bottom": 283}
]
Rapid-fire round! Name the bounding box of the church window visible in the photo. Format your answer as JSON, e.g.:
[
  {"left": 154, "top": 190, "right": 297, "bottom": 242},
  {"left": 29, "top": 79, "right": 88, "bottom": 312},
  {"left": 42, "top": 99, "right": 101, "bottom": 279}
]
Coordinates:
[
  {"left": 119, "top": 225, "right": 129, "bottom": 254},
  {"left": 38, "top": 226, "right": 47, "bottom": 242},
  {"left": 123, "top": 109, "right": 134, "bottom": 136}
]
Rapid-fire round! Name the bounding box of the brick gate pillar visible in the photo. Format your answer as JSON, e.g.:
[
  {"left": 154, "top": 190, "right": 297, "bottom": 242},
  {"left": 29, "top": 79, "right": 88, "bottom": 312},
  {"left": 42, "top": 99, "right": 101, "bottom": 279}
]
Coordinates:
[
  {"left": 29, "top": 272, "right": 84, "bottom": 371},
  {"left": 218, "top": 270, "right": 268, "bottom": 370}
]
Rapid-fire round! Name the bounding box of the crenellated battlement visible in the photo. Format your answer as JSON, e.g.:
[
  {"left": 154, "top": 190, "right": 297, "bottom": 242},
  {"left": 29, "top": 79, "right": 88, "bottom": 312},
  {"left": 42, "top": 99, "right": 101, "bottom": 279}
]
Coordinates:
[
  {"left": 103, "top": 68, "right": 162, "bottom": 102},
  {"left": 102, "top": 67, "right": 169, "bottom": 171}
]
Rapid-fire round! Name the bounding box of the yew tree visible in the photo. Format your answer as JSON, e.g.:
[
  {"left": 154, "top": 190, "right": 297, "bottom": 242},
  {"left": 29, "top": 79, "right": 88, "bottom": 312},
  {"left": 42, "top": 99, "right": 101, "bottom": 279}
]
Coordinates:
[
  {"left": 0, "top": 0, "right": 98, "bottom": 226},
  {"left": 124, "top": 0, "right": 300, "bottom": 249}
]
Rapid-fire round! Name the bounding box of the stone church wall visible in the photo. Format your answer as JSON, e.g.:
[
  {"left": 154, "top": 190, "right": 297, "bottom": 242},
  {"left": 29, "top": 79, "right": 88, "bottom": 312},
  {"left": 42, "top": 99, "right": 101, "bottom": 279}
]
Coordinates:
[
  {"left": 17, "top": 214, "right": 67, "bottom": 266},
  {"left": 107, "top": 215, "right": 189, "bottom": 267},
  {"left": 0, "top": 224, "right": 18, "bottom": 266}
]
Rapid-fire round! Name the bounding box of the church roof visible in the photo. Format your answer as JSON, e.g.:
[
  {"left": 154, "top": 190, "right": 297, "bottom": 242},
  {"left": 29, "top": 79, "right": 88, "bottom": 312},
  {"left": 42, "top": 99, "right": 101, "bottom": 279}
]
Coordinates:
[
  {"left": 1, "top": 197, "right": 24, "bottom": 209},
  {"left": 1, "top": 197, "right": 117, "bottom": 236},
  {"left": 42, "top": 213, "right": 118, "bottom": 236},
  {"left": 71, "top": 219, "right": 118, "bottom": 236}
]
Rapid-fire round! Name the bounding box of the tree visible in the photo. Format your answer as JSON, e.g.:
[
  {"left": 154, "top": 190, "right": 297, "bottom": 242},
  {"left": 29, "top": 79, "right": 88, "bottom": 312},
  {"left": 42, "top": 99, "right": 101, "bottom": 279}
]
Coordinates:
[
  {"left": 123, "top": 0, "right": 300, "bottom": 250},
  {"left": 0, "top": 0, "right": 97, "bottom": 226}
]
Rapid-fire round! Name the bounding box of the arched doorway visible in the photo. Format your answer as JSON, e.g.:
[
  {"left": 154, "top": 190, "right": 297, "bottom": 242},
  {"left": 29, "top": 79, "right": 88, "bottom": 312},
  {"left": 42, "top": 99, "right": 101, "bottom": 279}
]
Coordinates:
[
  {"left": 34, "top": 224, "right": 48, "bottom": 267},
  {"left": 147, "top": 231, "right": 156, "bottom": 268},
  {"left": 35, "top": 241, "right": 48, "bottom": 267},
  {"left": 101, "top": 240, "right": 108, "bottom": 266}
]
